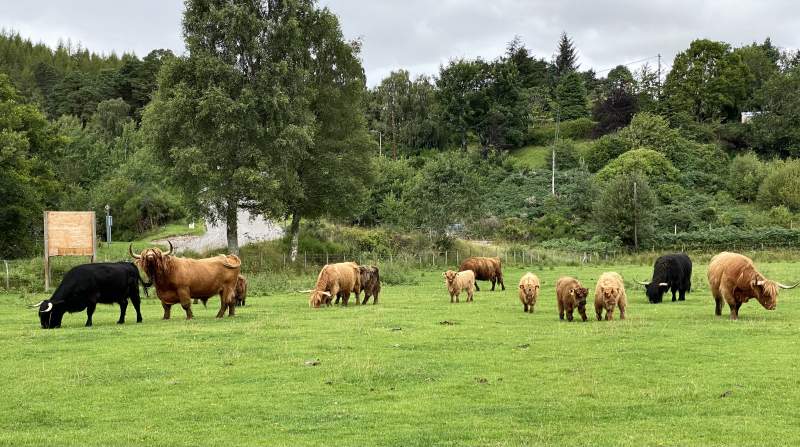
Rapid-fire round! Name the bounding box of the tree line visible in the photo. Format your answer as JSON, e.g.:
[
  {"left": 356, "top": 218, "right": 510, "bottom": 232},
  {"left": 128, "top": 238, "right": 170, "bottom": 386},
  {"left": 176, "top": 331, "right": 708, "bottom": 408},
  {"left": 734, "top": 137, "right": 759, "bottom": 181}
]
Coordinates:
[{"left": 3, "top": 0, "right": 800, "bottom": 259}]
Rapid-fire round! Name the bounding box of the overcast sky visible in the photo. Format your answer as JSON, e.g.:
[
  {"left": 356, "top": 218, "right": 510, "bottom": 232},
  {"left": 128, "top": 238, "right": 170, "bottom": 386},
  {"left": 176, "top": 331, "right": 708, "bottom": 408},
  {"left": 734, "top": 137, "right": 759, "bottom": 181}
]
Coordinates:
[{"left": 2, "top": 1, "right": 799, "bottom": 86}]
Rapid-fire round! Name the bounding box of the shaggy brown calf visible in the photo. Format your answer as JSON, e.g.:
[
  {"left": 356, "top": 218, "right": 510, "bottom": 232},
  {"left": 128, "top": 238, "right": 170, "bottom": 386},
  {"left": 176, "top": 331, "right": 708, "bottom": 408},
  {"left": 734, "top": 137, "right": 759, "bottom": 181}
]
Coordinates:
[
  {"left": 357, "top": 265, "right": 381, "bottom": 305},
  {"left": 130, "top": 241, "right": 240, "bottom": 319},
  {"left": 594, "top": 272, "right": 627, "bottom": 321},
  {"left": 518, "top": 272, "right": 540, "bottom": 313},
  {"left": 444, "top": 270, "right": 475, "bottom": 303},
  {"left": 707, "top": 251, "right": 798, "bottom": 320},
  {"left": 234, "top": 274, "right": 248, "bottom": 306},
  {"left": 307, "top": 262, "right": 361, "bottom": 308},
  {"left": 556, "top": 276, "right": 589, "bottom": 322},
  {"left": 458, "top": 257, "right": 504, "bottom": 291}
]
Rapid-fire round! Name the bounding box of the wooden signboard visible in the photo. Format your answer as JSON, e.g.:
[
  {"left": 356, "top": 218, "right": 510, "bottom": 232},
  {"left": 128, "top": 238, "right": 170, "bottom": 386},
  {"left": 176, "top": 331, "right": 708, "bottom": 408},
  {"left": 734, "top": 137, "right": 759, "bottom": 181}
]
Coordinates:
[{"left": 43, "top": 211, "right": 96, "bottom": 290}]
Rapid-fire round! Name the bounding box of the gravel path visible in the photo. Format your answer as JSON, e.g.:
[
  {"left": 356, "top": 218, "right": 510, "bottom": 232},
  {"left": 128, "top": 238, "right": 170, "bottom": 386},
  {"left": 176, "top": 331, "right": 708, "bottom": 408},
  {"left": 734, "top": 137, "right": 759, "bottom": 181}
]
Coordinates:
[{"left": 154, "top": 209, "right": 284, "bottom": 254}]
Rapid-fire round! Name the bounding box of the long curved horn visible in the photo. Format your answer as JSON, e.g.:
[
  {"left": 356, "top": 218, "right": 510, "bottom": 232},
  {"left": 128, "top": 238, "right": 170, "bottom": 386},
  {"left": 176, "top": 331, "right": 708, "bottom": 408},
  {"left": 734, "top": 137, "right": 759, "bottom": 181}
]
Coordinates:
[
  {"left": 635, "top": 280, "right": 650, "bottom": 286},
  {"left": 297, "top": 290, "right": 315, "bottom": 293},
  {"left": 163, "top": 240, "right": 174, "bottom": 256},
  {"left": 129, "top": 243, "right": 141, "bottom": 259},
  {"left": 776, "top": 282, "right": 800, "bottom": 289},
  {"left": 40, "top": 302, "right": 53, "bottom": 313},
  {"left": 28, "top": 300, "right": 44, "bottom": 309}
]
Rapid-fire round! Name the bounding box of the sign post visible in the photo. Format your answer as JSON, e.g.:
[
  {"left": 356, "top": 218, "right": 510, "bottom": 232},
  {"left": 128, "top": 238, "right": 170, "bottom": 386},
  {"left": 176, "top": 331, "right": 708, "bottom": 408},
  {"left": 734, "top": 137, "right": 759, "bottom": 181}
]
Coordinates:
[{"left": 43, "top": 211, "right": 96, "bottom": 290}]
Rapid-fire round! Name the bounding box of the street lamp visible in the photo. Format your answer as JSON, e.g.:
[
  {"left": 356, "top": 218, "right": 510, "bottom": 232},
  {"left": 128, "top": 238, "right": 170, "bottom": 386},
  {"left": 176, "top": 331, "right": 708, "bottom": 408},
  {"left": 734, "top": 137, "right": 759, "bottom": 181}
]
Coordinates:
[{"left": 370, "top": 130, "right": 383, "bottom": 157}]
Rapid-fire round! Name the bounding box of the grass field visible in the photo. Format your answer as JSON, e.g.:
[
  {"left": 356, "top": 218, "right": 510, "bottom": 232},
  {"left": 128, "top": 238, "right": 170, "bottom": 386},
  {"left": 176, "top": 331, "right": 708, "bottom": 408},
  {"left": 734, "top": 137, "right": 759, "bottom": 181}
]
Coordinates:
[{"left": 2, "top": 263, "right": 800, "bottom": 446}]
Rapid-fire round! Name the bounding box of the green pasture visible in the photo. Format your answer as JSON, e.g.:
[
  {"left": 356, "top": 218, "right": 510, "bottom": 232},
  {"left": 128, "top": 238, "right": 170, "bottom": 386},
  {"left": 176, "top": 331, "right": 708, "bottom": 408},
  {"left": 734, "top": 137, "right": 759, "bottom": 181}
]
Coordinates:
[{"left": 2, "top": 263, "right": 800, "bottom": 446}]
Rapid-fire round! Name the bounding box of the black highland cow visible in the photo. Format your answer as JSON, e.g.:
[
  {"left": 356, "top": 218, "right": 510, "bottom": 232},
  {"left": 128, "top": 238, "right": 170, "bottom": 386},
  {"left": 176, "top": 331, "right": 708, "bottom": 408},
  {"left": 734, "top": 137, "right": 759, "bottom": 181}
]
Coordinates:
[
  {"left": 638, "top": 253, "right": 692, "bottom": 303},
  {"left": 33, "top": 262, "right": 150, "bottom": 329}
]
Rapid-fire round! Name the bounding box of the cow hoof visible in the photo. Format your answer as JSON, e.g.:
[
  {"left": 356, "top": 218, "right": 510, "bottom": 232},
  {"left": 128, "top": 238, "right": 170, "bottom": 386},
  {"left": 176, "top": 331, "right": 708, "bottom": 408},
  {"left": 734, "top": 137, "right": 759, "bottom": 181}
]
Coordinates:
[{"left": 117, "top": 321, "right": 124, "bottom": 325}]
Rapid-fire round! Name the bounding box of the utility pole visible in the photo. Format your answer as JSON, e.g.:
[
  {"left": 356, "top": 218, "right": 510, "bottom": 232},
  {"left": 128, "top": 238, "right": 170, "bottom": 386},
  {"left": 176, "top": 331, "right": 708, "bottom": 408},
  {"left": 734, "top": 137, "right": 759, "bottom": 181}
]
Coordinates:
[
  {"left": 657, "top": 53, "right": 662, "bottom": 97},
  {"left": 633, "top": 181, "right": 638, "bottom": 251},
  {"left": 552, "top": 106, "right": 560, "bottom": 196}
]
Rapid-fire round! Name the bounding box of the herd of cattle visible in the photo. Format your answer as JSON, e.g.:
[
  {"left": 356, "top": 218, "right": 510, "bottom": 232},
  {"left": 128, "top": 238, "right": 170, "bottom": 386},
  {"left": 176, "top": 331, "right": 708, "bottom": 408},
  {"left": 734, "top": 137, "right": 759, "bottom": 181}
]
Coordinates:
[{"left": 27, "top": 241, "right": 799, "bottom": 328}]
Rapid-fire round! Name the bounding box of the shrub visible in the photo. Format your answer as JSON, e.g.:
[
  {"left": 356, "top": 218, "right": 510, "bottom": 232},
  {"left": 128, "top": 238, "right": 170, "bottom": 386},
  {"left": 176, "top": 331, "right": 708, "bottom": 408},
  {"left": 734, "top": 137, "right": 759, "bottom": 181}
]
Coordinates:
[
  {"left": 585, "top": 133, "right": 629, "bottom": 172},
  {"left": 757, "top": 159, "right": 800, "bottom": 211},
  {"left": 727, "top": 152, "right": 766, "bottom": 202},
  {"left": 595, "top": 148, "right": 679, "bottom": 186}
]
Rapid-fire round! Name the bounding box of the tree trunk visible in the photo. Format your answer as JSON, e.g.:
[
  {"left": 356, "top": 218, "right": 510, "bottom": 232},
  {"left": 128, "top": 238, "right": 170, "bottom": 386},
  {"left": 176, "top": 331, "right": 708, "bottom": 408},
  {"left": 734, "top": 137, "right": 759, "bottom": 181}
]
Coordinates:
[
  {"left": 289, "top": 212, "right": 301, "bottom": 263},
  {"left": 226, "top": 199, "right": 239, "bottom": 255}
]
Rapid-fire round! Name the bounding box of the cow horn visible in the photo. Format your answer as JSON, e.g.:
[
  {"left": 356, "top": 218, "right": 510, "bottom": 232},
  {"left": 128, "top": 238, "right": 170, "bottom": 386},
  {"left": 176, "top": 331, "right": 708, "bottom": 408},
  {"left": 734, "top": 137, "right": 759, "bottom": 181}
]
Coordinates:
[
  {"left": 658, "top": 282, "right": 669, "bottom": 287},
  {"left": 28, "top": 300, "right": 44, "bottom": 309},
  {"left": 129, "top": 243, "right": 141, "bottom": 259},
  {"left": 297, "top": 290, "right": 314, "bottom": 294},
  {"left": 776, "top": 282, "right": 800, "bottom": 289},
  {"left": 40, "top": 302, "right": 53, "bottom": 313},
  {"left": 163, "top": 240, "right": 174, "bottom": 256},
  {"left": 635, "top": 280, "right": 650, "bottom": 286}
]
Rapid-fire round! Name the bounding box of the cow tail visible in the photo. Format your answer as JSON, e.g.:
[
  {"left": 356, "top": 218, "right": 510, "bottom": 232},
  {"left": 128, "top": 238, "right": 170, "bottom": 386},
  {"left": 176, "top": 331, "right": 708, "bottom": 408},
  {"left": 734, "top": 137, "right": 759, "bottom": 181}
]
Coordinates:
[{"left": 138, "top": 275, "right": 152, "bottom": 298}]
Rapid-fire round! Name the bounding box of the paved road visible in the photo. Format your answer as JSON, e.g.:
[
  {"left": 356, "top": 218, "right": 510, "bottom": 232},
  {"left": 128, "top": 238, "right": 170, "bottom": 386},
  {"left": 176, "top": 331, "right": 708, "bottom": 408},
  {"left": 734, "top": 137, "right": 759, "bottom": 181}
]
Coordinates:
[{"left": 154, "top": 210, "right": 284, "bottom": 254}]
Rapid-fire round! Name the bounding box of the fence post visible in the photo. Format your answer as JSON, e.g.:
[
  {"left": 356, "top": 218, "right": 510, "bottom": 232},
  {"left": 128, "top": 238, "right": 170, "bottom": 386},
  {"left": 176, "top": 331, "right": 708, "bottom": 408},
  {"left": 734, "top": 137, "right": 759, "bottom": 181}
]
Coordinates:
[
  {"left": 283, "top": 253, "right": 286, "bottom": 269},
  {"left": 304, "top": 252, "right": 307, "bottom": 269},
  {"left": 3, "top": 260, "right": 8, "bottom": 290},
  {"left": 445, "top": 251, "right": 448, "bottom": 266},
  {"left": 326, "top": 252, "right": 329, "bottom": 265},
  {"left": 390, "top": 252, "right": 393, "bottom": 264}
]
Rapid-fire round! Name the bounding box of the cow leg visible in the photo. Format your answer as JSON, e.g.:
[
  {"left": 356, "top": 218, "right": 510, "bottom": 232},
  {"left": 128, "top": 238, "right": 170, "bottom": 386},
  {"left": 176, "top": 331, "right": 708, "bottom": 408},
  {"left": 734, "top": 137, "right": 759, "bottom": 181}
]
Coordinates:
[
  {"left": 558, "top": 301, "right": 564, "bottom": 320},
  {"left": 131, "top": 295, "right": 142, "bottom": 323},
  {"left": 523, "top": 303, "right": 528, "bottom": 313},
  {"left": 362, "top": 293, "right": 370, "bottom": 305},
  {"left": 618, "top": 302, "right": 626, "bottom": 320},
  {"left": 86, "top": 302, "right": 96, "bottom": 327},
  {"left": 595, "top": 303, "right": 603, "bottom": 321},
  {"left": 373, "top": 292, "right": 379, "bottom": 305},
  {"left": 177, "top": 290, "right": 193, "bottom": 320},
  {"left": 491, "top": 278, "right": 496, "bottom": 291},
  {"left": 162, "top": 302, "right": 172, "bottom": 320},
  {"left": 215, "top": 290, "right": 229, "bottom": 318},
  {"left": 678, "top": 289, "right": 686, "bottom": 301},
  {"left": 567, "top": 307, "right": 574, "bottom": 322},
  {"left": 578, "top": 305, "right": 588, "bottom": 322},
  {"left": 729, "top": 303, "right": 739, "bottom": 321},
  {"left": 499, "top": 275, "right": 505, "bottom": 291},
  {"left": 671, "top": 289, "right": 677, "bottom": 302},
  {"left": 474, "top": 281, "right": 480, "bottom": 292},
  {"left": 118, "top": 299, "right": 128, "bottom": 324}
]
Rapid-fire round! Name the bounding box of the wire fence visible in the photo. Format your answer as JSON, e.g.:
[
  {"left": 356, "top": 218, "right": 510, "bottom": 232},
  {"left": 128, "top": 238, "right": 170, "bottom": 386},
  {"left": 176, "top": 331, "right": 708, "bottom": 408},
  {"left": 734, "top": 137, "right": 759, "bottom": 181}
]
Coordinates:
[{"left": 4, "top": 242, "right": 800, "bottom": 293}]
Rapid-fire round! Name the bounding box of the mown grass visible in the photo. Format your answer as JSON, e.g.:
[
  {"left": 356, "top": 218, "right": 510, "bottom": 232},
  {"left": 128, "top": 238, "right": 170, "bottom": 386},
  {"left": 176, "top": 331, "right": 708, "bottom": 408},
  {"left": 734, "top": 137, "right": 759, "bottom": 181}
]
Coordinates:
[
  {"left": 510, "top": 141, "right": 593, "bottom": 170},
  {"left": 2, "top": 263, "right": 800, "bottom": 446}
]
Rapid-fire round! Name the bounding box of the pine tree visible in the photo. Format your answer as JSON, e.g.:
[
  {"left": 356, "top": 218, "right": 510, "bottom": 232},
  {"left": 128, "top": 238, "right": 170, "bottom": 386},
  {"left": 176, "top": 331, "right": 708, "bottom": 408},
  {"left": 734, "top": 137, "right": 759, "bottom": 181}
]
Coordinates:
[{"left": 555, "top": 32, "right": 579, "bottom": 77}]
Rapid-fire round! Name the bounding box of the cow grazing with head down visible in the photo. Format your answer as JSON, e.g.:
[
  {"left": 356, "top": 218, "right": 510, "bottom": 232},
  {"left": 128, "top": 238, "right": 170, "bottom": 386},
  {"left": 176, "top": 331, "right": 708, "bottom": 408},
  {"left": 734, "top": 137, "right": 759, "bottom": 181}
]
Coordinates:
[
  {"left": 357, "top": 266, "right": 381, "bottom": 305},
  {"left": 458, "top": 257, "right": 504, "bottom": 291},
  {"left": 637, "top": 253, "right": 692, "bottom": 303},
  {"left": 307, "top": 262, "right": 361, "bottom": 308},
  {"left": 33, "top": 262, "right": 149, "bottom": 329},
  {"left": 518, "top": 272, "right": 540, "bottom": 313},
  {"left": 444, "top": 270, "right": 475, "bottom": 303},
  {"left": 556, "top": 276, "right": 589, "bottom": 322},
  {"left": 130, "top": 241, "right": 241, "bottom": 319},
  {"left": 195, "top": 275, "right": 248, "bottom": 307},
  {"left": 707, "top": 251, "right": 798, "bottom": 320},
  {"left": 594, "top": 272, "right": 627, "bottom": 321}
]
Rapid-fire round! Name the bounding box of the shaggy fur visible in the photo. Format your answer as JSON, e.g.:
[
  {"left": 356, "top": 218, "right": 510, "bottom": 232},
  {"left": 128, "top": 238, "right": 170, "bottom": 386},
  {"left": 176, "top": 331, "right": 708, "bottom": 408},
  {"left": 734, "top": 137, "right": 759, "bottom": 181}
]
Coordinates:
[
  {"left": 458, "top": 257, "right": 505, "bottom": 291},
  {"left": 444, "top": 270, "right": 475, "bottom": 303},
  {"left": 556, "top": 276, "right": 589, "bottom": 322},
  {"left": 594, "top": 272, "right": 627, "bottom": 321},
  {"left": 132, "top": 244, "right": 241, "bottom": 320},
  {"left": 234, "top": 275, "right": 248, "bottom": 306},
  {"left": 309, "top": 262, "right": 361, "bottom": 308},
  {"left": 357, "top": 266, "right": 381, "bottom": 305},
  {"left": 518, "top": 272, "right": 540, "bottom": 313},
  {"left": 707, "top": 251, "right": 796, "bottom": 320}
]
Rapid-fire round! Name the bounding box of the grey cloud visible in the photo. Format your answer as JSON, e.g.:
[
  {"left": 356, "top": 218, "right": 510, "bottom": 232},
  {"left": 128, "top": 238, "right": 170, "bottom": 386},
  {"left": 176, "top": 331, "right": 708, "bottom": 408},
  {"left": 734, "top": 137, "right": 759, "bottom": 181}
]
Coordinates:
[{"left": 2, "top": 1, "right": 798, "bottom": 86}]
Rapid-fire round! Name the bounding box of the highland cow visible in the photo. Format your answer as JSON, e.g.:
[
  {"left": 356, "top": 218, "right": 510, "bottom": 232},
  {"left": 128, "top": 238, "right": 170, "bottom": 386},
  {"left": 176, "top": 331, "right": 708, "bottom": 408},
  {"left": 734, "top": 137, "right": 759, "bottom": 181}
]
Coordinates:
[
  {"left": 556, "top": 276, "right": 589, "bottom": 322},
  {"left": 707, "top": 251, "right": 798, "bottom": 320},
  {"left": 307, "top": 262, "right": 361, "bottom": 308},
  {"left": 458, "top": 256, "right": 504, "bottom": 291},
  {"left": 444, "top": 270, "right": 475, "bottom": 303},
  {"left": 594, "top": 272, "right": 627, "bottom": 321},
  {"left": 637, "top": 253, "right": 692, "bottom": 303},
  {"left": 518, "top": 272, "right": 540, "bottom": 313},
  {"left": 357, "top": 265, "right": 381, "bottom": 305}
]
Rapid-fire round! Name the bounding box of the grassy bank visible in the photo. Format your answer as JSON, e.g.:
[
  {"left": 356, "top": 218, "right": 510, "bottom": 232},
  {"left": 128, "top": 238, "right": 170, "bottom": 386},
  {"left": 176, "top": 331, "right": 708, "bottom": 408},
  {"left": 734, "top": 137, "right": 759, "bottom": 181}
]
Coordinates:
[{"left": 2, "top": 263, "right": 800, "bottom": 446}]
